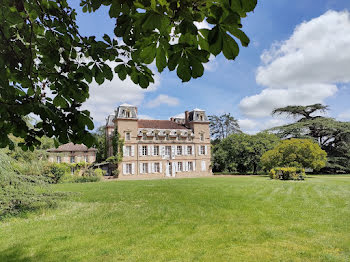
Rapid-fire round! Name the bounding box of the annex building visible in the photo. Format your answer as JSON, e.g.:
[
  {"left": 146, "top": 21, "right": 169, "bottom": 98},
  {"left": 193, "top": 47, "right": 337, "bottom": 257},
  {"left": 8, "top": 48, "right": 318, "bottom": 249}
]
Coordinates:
[{"left": 106, "top": 104, "right": 212, "bottom": 178}]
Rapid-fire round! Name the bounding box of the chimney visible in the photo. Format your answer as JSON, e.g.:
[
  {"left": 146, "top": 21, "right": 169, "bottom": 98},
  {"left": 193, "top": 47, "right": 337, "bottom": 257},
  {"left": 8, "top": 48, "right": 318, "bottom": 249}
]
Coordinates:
[{"left": 185, "top": 111, "right": 189, "bottom": 127}]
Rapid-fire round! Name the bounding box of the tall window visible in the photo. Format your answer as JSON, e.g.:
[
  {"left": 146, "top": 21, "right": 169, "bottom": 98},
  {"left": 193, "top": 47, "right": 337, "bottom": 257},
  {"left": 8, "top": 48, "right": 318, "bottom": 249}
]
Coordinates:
[
  {"left": 125, "top": 146, "right": 131, "bottom": 156},
  {"left": 177, "top": 146, "right": 182, "bottom": 155},
  {"left": 154, "top": 146, "right": 159, "bottom": 156},
  {"left": 187, "top": 146, "right": 192, "bottom": 155},
  {"left": 177, "top": 162, "right": 183, "bottom": 172},
  {"left": 200, "top": 133, "right": 204, "bottom": 141},
  {"left": 142, "top": 133, "right": 147, "bottom": 140},
  {"left": 126, "top": 163, "right": 132, "bottom": 174},
  {"left": 70, "top": 156, "right": 75, "bottom": 163},
  {"left": 166, "top": 134, "right": 169, "bottom": 140},
  {"left": 56, "top": 156, "right": 61, "bottom": 163},
  {"left": 142, "top": 163, "right": 148, "bottom": 173},
  {"left": 84, "top": 156, "right": 88, "bottom": 162},
  {"left": 154, "top": 163, "right": 160, "bottom": 173},
  {"left": 188, "top": 162, "right": 193, "bottom": 171},
  {"left": 165, "top": 146, "right": 171, "bottom": 156},
  {"left": 200, "top": 145, "right": 205, "bottom": 155},
  {"left": 142, "top": 146, "right": 148, "bottom": 156},
  {"left": 125, "top": 132, "right": 131, "bottom": 141}
]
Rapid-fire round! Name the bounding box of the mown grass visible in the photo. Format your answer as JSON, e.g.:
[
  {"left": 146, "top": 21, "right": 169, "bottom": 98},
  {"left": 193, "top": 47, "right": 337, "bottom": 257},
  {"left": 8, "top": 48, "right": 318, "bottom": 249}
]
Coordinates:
[{"left": 0, "top": 176, "right": 349, "bottom": 261}]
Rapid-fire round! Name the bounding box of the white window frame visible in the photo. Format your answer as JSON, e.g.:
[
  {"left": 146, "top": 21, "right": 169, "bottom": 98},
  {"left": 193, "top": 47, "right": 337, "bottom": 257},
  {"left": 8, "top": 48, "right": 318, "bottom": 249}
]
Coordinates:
[
  {"left": 125, "top": 163, "right": 132, "bottom": 174},
  {"left": 153, "top": 146, "right": 159, "bottom": 156},
  {"left": 187, "top": 146, "right": 192, "bottom": 155},
  {"left": 125, "top": 146, "right": 131, "bottom": 157},
  {"left": 125, "top": 132, "right": 131, "bottom": 141},
  {"left": 200, "top": 145, "right": 205, "bottom": 155},
  {"left": 177, "top": 145, "right": 182, "bottom": 155},
  {"left": 70, "top": 156, "right": 75, "bottom": 163},
  {"left": 57, "top": 156, "right": 61, "bottom": 163},
  {"left": 154, "top": 162, "right": 160, "bottom": 173},
  {"left": 142, "top": 163, "right": 148, "bottom": 174},
  {"left": 84, "top": 155, "right": 88, "bottom": 162},
  {"left": 200, "top": 133, "right": 204, "bottom": 141},
  {"left": 165, "top": 146, "right": 171, "bottom": 156},
  {"left": 142, "top": 146, "right": 148, "bottom": 156},
  {"left": 177, "top": 162, "right": 183, "bottom": 172},
  {"left": 188, "top": 162, "right": 193, "bottom": 171}
]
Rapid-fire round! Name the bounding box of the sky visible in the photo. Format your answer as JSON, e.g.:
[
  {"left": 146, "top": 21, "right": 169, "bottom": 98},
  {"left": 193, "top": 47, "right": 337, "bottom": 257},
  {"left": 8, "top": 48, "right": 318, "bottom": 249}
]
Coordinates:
[{"left": 68, "top": 0, "right": 350, "bottom": 133}]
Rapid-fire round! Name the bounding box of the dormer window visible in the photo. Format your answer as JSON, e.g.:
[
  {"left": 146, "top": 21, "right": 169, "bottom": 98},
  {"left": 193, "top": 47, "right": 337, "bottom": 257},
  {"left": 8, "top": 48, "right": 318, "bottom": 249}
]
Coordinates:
[
  {"left": 200, "top": 115, "right": 203, "bottom": 121},
  {"left": 142, "top": 133, "right": 147, "bottom": 140},
  {"left": 125, "top": 111, "right": 130, "bottom": 117}
]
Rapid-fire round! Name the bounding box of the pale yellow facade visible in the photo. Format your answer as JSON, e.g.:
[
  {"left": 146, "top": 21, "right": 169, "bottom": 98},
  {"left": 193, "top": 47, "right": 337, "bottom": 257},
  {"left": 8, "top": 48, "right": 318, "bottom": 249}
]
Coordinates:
[
  {"left": 47, "top": 143, "right": 97, "bottom": 164},
  {"left": 106, "top": 105, "right": 212, "bottom": 179}
]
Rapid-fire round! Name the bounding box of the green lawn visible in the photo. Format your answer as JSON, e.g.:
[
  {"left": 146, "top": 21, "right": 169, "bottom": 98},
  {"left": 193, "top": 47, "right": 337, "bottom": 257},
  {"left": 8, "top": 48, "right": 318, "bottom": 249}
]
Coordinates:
[{"left": 1, "top": 176, "right": 349, "bottom": 261}]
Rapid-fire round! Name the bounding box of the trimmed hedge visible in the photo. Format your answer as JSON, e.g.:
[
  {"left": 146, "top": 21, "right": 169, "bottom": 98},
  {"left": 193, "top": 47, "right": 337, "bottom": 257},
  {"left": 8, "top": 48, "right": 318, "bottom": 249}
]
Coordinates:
[{"left": 270, "top": 167, "right": 306, "bottom": 180}]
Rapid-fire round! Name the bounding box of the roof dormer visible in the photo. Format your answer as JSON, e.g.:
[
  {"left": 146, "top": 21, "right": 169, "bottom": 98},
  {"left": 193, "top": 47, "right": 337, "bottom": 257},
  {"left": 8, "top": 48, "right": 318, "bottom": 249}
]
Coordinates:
[{"left": 115, "top": 104, "right": 138, "bottom": 119}]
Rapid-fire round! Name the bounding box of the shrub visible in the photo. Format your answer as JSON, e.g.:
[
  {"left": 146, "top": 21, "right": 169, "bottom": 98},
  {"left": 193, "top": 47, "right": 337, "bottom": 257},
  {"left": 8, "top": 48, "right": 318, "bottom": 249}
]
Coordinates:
[
  {"left": 0, "top": 151, "right": 57, "bottom": 218},
  {"left": 269, "top": 167, "right": 306, "bottom": 181},
  {"left": 59, "top": 167, "right": 103, "bottom": 183},
  {"left": 42, "top": 163, "right": 70, "bottom": 184}
]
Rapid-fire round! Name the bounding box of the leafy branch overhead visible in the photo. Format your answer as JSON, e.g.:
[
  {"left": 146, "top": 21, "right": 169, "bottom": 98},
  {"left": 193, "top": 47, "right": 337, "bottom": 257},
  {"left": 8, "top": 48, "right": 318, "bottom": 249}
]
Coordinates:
[{"left": 0, "top": 0, "right": 257, "bottom": 149}]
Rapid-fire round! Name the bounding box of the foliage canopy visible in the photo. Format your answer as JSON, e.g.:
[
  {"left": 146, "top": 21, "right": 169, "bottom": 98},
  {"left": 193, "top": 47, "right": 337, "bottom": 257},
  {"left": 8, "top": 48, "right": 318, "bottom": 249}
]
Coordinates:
[{"left": 0, "top": 0, "right": 257, "bottom": 150}]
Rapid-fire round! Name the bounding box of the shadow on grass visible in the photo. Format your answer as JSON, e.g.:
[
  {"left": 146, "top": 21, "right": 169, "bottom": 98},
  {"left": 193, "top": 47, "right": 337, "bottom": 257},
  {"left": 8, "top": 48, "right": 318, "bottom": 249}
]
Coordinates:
[{"left": 0, "top": 244, "right": 65, "bottom": 262}]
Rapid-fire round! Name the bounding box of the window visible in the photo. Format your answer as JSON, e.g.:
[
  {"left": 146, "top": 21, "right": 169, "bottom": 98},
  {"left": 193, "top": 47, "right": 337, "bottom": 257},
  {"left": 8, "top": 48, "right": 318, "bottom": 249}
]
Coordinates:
[
  {"left": 70, "top": 156, "right": 75, "bottom": 163},
  {"left": 153, "top": 146, "right": 159, "bottom": 156},
  {"left": 154, "top": 163, "right": 160, "bottom": 173},
  {"left": 165, "top": 146, "right": 171, "bottom": 156},
  {"left": 142, "top": 146, "right": 148, "bottom": 156},
  {"left": 177, "top": 146, "right": 182, "bottom": 155},
  {"left": 84, "top": 156, "right": 88, "bottom": 162},
  {"left": 200, "top": 115, "right": 203, "bottom": 121},
  {"left": 56, "top": 156, "right": 61, "bottom": 163},
  {"left": 166, "top": 134, "right": 169, "bottom": 140},
  {"left": 125, "top": 132, "right": 131, "bottom": 141},
  {"left": 126, "top": 163, "right": 132, "bottom": 174},
  {"left": 201, "top": 161, "right": 206, "bottom": 171},
  {"left": 200, "top": 145, "right": 205, "bottom": 155},
  {"left": 187, "top": 146, "right": 192, "bottom": 155},
  {"left": 188, "top": 162, "right": 193, "bottom": 171},
  {"left": 177, "top": 162, "right": 183, "bottom": 172},
  {"left": 142, "top": 133, "right": 147, "bottom": 140},
  {"left": 200, "top": 133, "right": 204, "bottom": 141},
  {"left": 125, "top": 146, "right": 131, "bottom": 156},
  {"left": 142, "top": 163, "right": 148, "bottom": 173},
  {"left": 155, "top": 134, "right": 159, "bottom": 140}
]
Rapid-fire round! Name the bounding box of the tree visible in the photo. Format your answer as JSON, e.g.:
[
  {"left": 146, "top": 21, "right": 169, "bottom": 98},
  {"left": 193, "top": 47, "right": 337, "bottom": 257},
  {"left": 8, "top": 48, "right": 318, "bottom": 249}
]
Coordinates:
[
  {"left": 269, "top": 104, "right": 350, "bottom": 172},
  {"left": 0, "top": 0, "right": 257, "bottom": 150},
  {"left": 261, "top": 138, "right": 327, "bottom": 171},
  {"left": 209, "top": 113, "right": 241, "bottom": 140},
  {"left": 212, "top": 132, "right": 279, "bottom": 174},
  {"left": 93, "top": 126, "right": 107, "bottom": 162}
]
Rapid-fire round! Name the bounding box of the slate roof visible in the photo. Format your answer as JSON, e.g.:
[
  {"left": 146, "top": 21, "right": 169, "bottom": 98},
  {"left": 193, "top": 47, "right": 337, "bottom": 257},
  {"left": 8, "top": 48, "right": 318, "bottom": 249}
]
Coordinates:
[
  {"left": 138, "top": 120, "right": 189, "bottom": 130},
  {"left": 47, "top": 143, "right": 97, "bottom": 152}
]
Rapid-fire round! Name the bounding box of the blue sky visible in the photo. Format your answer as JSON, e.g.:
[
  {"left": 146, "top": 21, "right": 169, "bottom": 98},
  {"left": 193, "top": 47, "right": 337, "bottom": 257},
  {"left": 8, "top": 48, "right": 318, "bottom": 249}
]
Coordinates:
[{"left": 69, "top": 0, "right": 350, "bottom": 132}]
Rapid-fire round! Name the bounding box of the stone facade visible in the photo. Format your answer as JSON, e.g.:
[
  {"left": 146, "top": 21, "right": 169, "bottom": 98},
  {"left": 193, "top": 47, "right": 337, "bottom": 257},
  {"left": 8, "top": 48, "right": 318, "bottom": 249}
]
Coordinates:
[
  {"left": 106, "top": 104, "right": 212, "bottom": 179},
  {"left": 47, "top": 143, "right": 97, "bottom": 164}
]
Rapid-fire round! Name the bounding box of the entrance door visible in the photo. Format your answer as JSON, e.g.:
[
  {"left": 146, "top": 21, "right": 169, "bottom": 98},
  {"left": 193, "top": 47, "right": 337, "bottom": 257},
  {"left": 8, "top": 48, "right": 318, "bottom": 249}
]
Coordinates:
[{"left": 166, "top": 162, "right": 172, "bottom": 177}]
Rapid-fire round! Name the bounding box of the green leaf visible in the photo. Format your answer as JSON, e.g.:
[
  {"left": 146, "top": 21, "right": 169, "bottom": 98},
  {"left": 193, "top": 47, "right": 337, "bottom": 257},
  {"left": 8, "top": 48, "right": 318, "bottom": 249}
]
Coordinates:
[
  {"left": 53, "top": 95, "right": 68, "bottom": 108},
  {"left": 156, "top": 46, "right": 167, "bottom": 72},
  {"left": 168, "top": 52, "right": 181, "bottom": 71},
  {"left": 139, "top": 75, "right": 149, "bottom": 88},
  {"left": 242, "top": 0, "right": 258, "bottom": 12},
  {"left": 177, "top": 57, "right": 191, "bottom": 82},
  {"left": 222, "top": 33, "right": 239, "bottom": 60},
  {"left": 189, "top": 57, "right": 204, "bottom": 78},
  {"left": 102, "top": 64, "right": 113, "bottom": 81},
  {"left": 208, "top": 26, "right": 223, "bottom": 56},
  {"left": 140, "top": 44, "right": 156, "bottom": 64},
  {"left": 229, "top": 28, "right": 250, "bottom": 47}
]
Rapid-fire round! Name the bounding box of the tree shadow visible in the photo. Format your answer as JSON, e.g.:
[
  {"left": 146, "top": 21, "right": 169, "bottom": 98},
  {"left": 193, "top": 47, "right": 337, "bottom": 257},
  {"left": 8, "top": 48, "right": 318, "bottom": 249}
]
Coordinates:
[{"left": 0, "top": 244, "right": 54, "bottom": 262}]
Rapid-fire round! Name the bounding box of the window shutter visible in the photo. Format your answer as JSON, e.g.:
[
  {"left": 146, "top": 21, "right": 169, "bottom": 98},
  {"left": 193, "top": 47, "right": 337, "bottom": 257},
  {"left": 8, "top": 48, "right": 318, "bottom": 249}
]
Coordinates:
[
  {"left": 151, "top": 163, "right": 154, "bottom": 173},
  {"left": 132, "top": 163, "right": 135, "bottom": 174},
  {"left": 201, "top": 161, "right": 206, "bottom": 171},
  {"left": 171, "top": 146, "right": 175, "bottom": 159},
  {"left": 183, "top": 161, "right": 187, "bottom": 172},
  {"left": 139, "top": 163, "right": 143, "bottom": 173},
  {"left": 205, "top": 145, "right": 208, "bottom": 155},
  {"left": 193, "top": 161, "right": 196, "bottom": 171},
  {"left": 123, "top": 146, "right": 126, "bottom": 156},
  {"left": 172, "top": 162, "right": 176, "bottom": 175},
  {"left": 175, "top": 146, "right": 178, "bottom": 155},
  {"left": 150, "top": 145, "right": 154, "bottom": 156},
  {"left": 160, "top": 162, "right": 163, "bottom": 173},
  {"left": 147, "top": 146, "right": 151, "bottom": 156},
  {"left": 182, "top": 145, "right": 185, "bottom": 155},
  {"left": 192, "top": 145, "right": 195, "bottom": 155},
  {"left": 198, "top": 145, "right": 201, "bottom": 155},
  {"left": 139, "top": 146, "right": 142, "bottom": 157},
  {"left": 123, "top": 163, "right": 126, "bottom": 174},
  {"left": 131, "top": 146, "right": 135, "bottom": 157}
]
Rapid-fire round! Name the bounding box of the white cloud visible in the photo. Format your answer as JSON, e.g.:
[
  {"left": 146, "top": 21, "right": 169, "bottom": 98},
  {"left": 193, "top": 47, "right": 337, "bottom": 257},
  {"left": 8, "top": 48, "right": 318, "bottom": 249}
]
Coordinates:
[
  {"left": 82, "top": 62, "right": 160, "bottom": 124},
  {"left": 238, "top": 119, "right": 258, "bottom": 130},
  {"left": 145, "top": 94, "right": 180, "bottom": 108},
  {"left": 240, "top": 10, "right": 350, "bottom": 118}
]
